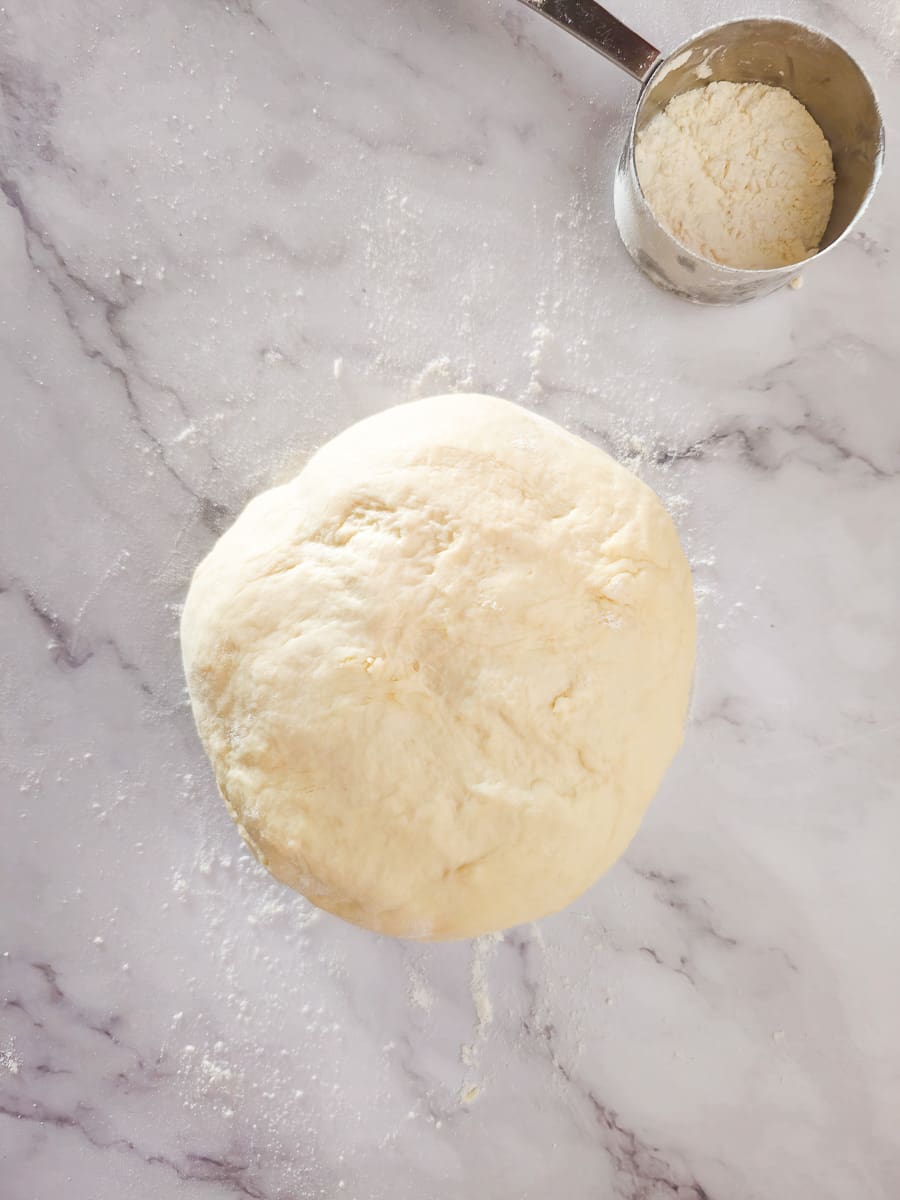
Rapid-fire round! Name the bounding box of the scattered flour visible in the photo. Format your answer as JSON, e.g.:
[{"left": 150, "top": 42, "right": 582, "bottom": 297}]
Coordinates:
[
  {"left": 469, "top": 934, "right": 497, "bottom": 1036},
  {"left": 1, "top": 1039, "right": 21, "bottom": 1076},
  {"left": 526, "top": 322, "right": 552, "bottom": 398},
  {"left": 460, "top": 932, "right": 502, "bottom": 1102},
  {"left": 411, "top": 354, "right": 474, "bottom": 397},
  {"left": 406, "top": 960, "right": 435, "bottom": 1012}
]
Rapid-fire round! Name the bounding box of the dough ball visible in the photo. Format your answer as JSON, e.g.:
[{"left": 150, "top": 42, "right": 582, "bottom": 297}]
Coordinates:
[{"left": 181, "top": 395, "right": 695, "bottom": 939}]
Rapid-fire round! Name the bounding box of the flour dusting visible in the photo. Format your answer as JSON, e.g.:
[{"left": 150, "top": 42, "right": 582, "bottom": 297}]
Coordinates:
[
  {"left": 406, "top": 960, "right": 435, "bottom": 1012},
  {"left": 1, "top": 1039, "right": 21, "bottom": 1076},
  {"left": 460, "top": 932, "right": 502, "bottom": 1102}
]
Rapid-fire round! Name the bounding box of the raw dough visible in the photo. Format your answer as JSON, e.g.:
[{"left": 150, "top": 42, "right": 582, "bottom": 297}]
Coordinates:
[
  {"left": 635, "top": 81, "right": 835, "bottom": 270},
  {"left": 181, "top": 395, "right": 695, "bottom": 939}
]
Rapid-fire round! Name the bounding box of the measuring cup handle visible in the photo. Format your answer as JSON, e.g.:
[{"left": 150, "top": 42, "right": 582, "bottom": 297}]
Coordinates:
[{"left": 516, "top": 0, "right": 661, "bottom": 83}]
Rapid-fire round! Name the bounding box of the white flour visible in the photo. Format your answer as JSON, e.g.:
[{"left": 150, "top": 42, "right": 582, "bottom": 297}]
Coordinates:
[
  {"left": 0, "top": 1038, "right": 21, "bottom": 1076},
  {"left": 460, "top": 932, "right": 502, "bottom": 1102},
  {"left": 636, "top": 81, "right": 835, "bottom": 270},
  {"left": 406, "top": 959, "right": 435, "bottom": 1012}
]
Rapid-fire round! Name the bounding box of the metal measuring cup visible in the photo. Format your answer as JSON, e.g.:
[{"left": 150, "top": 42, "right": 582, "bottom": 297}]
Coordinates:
[{"left": 517, "top": 3, "right": 885, "bottom": 304}]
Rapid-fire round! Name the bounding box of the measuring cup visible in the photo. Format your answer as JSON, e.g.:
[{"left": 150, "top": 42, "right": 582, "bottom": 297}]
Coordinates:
[{"left": 517, "top": 2, "right": 884, "bottom": 304}]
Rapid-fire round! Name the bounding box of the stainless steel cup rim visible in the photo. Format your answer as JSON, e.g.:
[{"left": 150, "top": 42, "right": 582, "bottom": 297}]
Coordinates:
[{"left": 624, "top": 16, "right": 886, "bottom": 278}]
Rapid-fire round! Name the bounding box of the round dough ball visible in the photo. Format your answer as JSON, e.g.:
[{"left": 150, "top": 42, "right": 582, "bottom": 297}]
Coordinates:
[{"left": 181, "top": 395, "right": 695, "bottom": 939}]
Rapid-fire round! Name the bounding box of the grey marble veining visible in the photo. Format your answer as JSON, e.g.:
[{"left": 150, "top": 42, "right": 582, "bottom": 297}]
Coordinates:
[{"left": 2, "top": 1, "right": 899, "bottom": 1197}]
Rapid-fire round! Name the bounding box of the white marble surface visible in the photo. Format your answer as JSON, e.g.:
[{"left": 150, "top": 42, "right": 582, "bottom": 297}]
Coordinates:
[{"left": 2, "top": 0, "right": 900, "bottom": 1196}]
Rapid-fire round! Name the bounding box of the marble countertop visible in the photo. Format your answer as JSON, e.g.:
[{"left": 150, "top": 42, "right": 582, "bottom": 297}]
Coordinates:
[{"left": 2, "top": 1, "right": 899, "bottom": 1196}]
